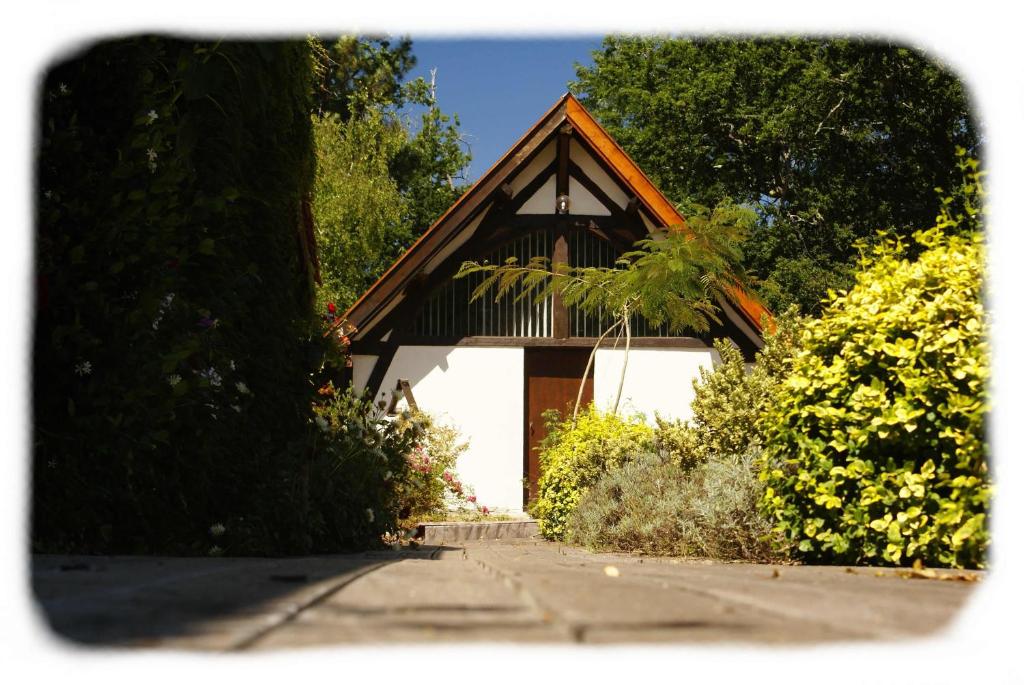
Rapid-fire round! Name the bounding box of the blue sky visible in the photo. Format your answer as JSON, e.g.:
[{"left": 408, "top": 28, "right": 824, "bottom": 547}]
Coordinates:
[{"left": 404, "top": 38, "right": 605, "bottom": 181}]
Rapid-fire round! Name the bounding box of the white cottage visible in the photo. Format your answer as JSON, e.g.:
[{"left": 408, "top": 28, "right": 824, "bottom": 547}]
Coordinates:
[{"left": 344, "top": 94, "right": 769, "bottom": 514}]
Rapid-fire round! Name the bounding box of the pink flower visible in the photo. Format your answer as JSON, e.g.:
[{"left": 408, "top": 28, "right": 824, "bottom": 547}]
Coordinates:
[
  {"left": 481, "top": 506, "right": 490, "bottom": 515},
  {"left": 467, "top": 495, "right": 476, "bottom": 503},
  {"left": 442, "top": 472, "right": 453, "bottom": 482}
]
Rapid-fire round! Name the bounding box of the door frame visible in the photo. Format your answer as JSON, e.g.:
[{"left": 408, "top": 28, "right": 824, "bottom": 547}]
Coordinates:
[{"left": 522, "top": 345, "right": 595, "bottom": 508}]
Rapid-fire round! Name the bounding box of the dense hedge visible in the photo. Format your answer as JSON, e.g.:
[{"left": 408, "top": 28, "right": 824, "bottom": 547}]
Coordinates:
[
  {"left": 33, "top": 38, "right": 329, "bottom": 554},
  {"left": 759, "top": 163, "right": 990, "bottom": 568}
]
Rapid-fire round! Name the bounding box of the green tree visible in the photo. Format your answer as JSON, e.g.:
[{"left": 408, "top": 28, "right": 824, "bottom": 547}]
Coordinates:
[
  {"left": 309, "top": 36, "right": 470, "bottom": 311},
  {"left": 570, "top": 38, "right": 979, "bottom": 313},
  {"left": 311, "top": 36, "right": 418, "bottom": 120},
  {"left": 312, "top": 112, "right": 410, "bottom": 311}
]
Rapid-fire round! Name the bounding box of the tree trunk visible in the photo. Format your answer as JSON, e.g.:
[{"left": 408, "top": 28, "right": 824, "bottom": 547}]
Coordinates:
[
  {"left": 612, "top": 307, "right": 631, "bottom": 415},
  {"left": 572, "top": 319, "right": 620, "bottom": 422}
]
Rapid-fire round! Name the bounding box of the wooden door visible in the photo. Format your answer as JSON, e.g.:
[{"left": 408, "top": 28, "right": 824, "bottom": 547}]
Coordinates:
[{"left": 524, "top": 348, "right": 593, "bottom": 506}]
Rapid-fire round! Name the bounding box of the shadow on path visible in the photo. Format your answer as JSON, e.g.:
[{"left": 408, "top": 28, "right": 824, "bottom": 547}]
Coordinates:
[{"left": 31, "top": 547, "right": 461, "bottom": 649}]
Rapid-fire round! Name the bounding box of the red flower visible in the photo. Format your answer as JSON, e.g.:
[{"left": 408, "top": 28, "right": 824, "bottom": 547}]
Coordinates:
[
  {"left": 327, "top": 302, "right": 337, "bottom": 314},
  {"left": 481, "top": 506, "right": 490, "bottom": 515},
  {"left": 467, "top": 495, "right": 476, "bottom": 503}
]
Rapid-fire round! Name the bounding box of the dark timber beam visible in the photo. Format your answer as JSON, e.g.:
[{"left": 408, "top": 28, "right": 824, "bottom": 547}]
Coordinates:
[
  {"left": 567, "top": 161, "right": 628, "bottom": 221},
  {"left": 356, "top": 335, "right": 711, "bottom": 354},
  {"left": 494, "top": 160, "right": 558, "bottom": 220},
  {"left": 347, "top": 104, "right": 567, "bottom": 332},
  {"left": 626, "top": 195, "right": 641, "bottom": 216},
  {"left": 553, "top": 125, "right": 573, "bottom": 339}
]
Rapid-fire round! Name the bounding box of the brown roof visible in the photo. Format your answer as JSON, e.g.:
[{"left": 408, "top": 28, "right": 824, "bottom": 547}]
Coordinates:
[{"left": 343, "top": 93, "right": 771, "bottom": 335}]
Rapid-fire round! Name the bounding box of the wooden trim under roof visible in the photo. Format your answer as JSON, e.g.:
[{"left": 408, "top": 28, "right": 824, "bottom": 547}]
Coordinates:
[
  {"left": 343, "top": 93, "right": 771, "bottom": 336},
  {"left": 565, "top": 96, "right": 771, "bottom": 334}
]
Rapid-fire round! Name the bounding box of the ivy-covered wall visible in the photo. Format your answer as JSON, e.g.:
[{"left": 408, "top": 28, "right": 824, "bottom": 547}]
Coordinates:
[{"left": 33, "top": 38, "right": 324, "bottom": 554}]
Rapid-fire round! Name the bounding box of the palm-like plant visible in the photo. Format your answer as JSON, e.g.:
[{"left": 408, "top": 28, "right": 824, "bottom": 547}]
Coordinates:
[{"left": 455, "top": 202, "right": 758, "bottom": 417}]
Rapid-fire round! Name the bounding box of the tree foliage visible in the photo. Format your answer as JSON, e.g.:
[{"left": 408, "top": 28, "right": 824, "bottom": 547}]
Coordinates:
[
  {"left": 571, "top": 38, "right": 979, "bottom": 313},
  {"left": 758, "top": 160, "right": 989, "bottom": 568},
  {"left": 34, "top": 38, "right": 326, "bottom": 554},
  {"left": 657, "top": 306, "right": 804, "bottom": 470},
  {"left": 312, "top": 112, "right": 409, "bottom": 311},
  {"left": 309, "top": 36, "right": 470, "bottom": 312},
  {"left": 311, "top": 36, "right": 419, "bottom": 121}
]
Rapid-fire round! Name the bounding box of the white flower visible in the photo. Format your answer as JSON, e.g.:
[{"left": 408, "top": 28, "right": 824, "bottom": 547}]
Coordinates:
[
  {"left": 235, "top": 381, "right": 250, "bottom": 395},
  {"left": 209, "top": 523, "right": 226, "bottom": 537},
  {"left": 146, "top": 109, "right": 158, "bottom": 124},
  {"left": 383, "top": 471, "right": 392, "bottom": 481},
  {"left": 152, "top": 315, "right": 162, "bottom": 330},
  {"left": 146, "top": 148, "right": 158, "bottom": 162},
  {"left": 315, "top": 416, "right": 329, "bottom": 433},
  {"left": 200, "top": 367, "right": 222, "bottom": 387},
  {"left": 365, "top": 508, "right": 375, "bottom": 523},
  {"left": 167, "top": 374, "right": 181, "bottom": 387},
  {"left": 44, "top": 190, "right": 53, "bottom": 200},
  {"left": 228, "top": 359, "right": 236, "bottom": 371},
  {"left": 74, "top": 361, "right": 92, "bottom": 376},
  {"left": 58, "top": 82, "right": 68, "bottom": 94},
  {"left": 231, "top": 404, "right": 241, "bottom": 413},
  {"left": 160, "top": 292, "right": 175, "bottom": 310}
]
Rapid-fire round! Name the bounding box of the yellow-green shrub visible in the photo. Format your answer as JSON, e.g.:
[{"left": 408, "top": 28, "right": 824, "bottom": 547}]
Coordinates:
[
  {"left": 655, "top": 307, "right": 803, "bottom": 469},
  {"left": 759, "top": 164, "right": 990, "bottom": 568},
  {"left": 531, "top": 406, "right": 654, "bottom": 540}
]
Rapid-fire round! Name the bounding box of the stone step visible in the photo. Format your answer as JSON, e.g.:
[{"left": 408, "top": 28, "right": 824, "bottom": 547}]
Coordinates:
[{"left": 415, "top": 519, "right": 540, "bottom": 545}]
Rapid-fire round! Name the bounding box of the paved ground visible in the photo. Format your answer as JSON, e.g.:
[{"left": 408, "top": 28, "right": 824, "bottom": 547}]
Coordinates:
[{"left": 31, "top": 538, "right": 981, "bottom": 650}]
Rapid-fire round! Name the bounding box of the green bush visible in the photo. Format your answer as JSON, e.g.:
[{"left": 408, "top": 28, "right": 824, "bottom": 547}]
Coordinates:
[
  {"left": 655, "top": 307, "right": 803, "bottom": 468},
  {"left": 531, "top": 406, "right": 654, "bottom": 540},
  {"left": 306, "top": 388, "right": 425, "bottom": 548},
  {"left": 569, "top": 319, "right": 801, "bottom": 560},
  {"left": 568, "top": 450, "right": 779, "bottom": 560},
  {"left": 759, "top": 163, "right": 990, "bottom": 568}
]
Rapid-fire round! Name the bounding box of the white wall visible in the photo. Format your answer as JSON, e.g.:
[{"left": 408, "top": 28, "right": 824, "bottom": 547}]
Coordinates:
[
  {"left": 351, "top": 354, "right": 378, "bottom": 393},
  {"left": 356, "top": 346, "right": 526, "bottom": 514},
  {"left": 593, "top": 347, "right": 720, "bottom": 425},
  {"left": 516, "top": 174, "right": 556, "bottom": 214},
  {"left": 353, "top": 345, "right": 721, "bottom": 515},
  {"left": 570, "top": 139, "right": 628, "bottom": 209}
]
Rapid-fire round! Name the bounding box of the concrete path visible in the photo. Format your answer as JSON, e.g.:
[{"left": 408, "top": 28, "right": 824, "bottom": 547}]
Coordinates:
[{"left": 31, "top": 538, "right": 980, "bottom": 650}]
